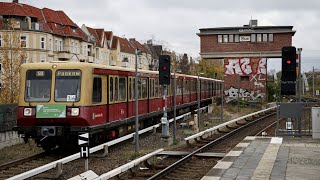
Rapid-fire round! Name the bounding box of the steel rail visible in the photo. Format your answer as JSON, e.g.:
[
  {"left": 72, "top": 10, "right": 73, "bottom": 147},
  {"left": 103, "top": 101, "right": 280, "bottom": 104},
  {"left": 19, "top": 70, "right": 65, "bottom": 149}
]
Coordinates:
[
  {"left": 7, "top": 106, "right": 207, "bottom": 180},
  {"left": 148, "top": 112, "right": 276, "bottom": 180}
]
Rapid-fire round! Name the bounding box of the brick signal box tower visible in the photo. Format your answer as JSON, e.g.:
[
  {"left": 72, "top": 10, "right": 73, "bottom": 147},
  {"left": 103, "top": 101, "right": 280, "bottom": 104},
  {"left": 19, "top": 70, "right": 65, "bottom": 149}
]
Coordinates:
[{"left": 198, "top": 20, "right": 295, "bottom": 102}]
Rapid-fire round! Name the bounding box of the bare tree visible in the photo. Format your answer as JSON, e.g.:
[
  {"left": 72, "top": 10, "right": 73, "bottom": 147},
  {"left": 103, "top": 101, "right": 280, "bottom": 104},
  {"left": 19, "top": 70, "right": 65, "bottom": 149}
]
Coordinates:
[{"left": 0, "top": 20, "right": 27, "bottom": 104}]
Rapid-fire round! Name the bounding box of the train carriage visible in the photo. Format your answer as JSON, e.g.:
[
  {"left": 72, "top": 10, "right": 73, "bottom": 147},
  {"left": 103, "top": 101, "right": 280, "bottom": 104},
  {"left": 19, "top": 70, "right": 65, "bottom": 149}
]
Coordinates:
[{"left": 15, "top": 61, "right": 223, "bottom": 150}]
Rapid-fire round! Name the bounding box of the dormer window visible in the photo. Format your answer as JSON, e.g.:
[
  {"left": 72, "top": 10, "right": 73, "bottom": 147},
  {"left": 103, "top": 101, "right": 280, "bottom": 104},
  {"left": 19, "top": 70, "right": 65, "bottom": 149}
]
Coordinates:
[{"left": 72, "top": 28, "right": 76, "bottom": 33}]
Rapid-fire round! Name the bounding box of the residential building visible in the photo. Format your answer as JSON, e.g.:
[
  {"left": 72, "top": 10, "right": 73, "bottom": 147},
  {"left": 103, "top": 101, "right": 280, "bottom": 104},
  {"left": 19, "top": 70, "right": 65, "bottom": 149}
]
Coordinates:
[
  {"left": 117, "top": 37, "right": 135, "bottom": 68},
  {"left": 81, "top": 25, "right": 112, "bottom": 65},
  {"left": 129, "top": 38, "right": 151, "bottom": 70},
  {"left": 0, "top": 1, "right": 94, "bottom": 64},
  {"left": 145, "top": 40, "right": 160, "bottom": 71}
]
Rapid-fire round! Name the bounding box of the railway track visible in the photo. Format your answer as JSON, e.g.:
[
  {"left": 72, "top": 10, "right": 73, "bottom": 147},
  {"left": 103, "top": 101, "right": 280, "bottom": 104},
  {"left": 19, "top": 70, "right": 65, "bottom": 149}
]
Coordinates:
[
  {"left": 117, "top": 110, "right": 277, "bottom": 180},
  {"left": 0, "top": 150, "right": 65, "bottom": 179}
]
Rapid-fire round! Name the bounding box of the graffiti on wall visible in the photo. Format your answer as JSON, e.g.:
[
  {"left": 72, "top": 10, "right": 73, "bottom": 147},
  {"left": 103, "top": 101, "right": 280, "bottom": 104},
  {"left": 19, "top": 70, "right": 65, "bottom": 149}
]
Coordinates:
[
  {"left": 224, "top": 58, "right": 266, "bottom": 102},
  {"left": 224, "top": 86, "right": 265, "bottom": 103}
]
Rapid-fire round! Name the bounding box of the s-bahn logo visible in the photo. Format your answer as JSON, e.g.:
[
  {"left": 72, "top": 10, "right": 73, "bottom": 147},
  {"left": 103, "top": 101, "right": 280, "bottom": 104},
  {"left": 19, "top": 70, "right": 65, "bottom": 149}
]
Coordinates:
[{"left": 92, "top": 113, "right": 103, "bottom": 120}]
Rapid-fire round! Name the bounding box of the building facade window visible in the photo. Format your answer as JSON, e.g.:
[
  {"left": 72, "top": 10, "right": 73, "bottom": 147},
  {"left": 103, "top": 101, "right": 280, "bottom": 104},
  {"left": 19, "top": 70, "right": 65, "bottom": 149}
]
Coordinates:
[
  {"left": 59, "top": 40, "right": 63, "bottom": 51},
  {"left": 41, "top": 37, "right": 45, "bottom": 49},
  {"left": 49, "top": 38, "right": 52, "bottom": 50},
  {"left": 257, "top": 34, "right": 262, "bottom": 42},
  {"left": 218, "top": 35, "right": 222, "bottom": 43},
  {"left": 269, "top": 34, "right": 274, "bottom": 42},
  {"left": 55, "top": 39, "right": 58, "bottom": 51},
  {"left": 223, "top": 35, "right": 228, "bottom": 43},
  {"left": 71, "top": 41, "right": 74, "bottom": 53},
  {"left": 251, "top": 34, "right": 256, "bottom": 42},
  {"left": 229, "top": 34, "right": 234, "bottom": 42},
  {"left": 234, "top": 34, "right": 239, "bottom": 42},
  {"left": 75, "top": 42, "right": 78, "bottom": 54},
  {"left": 263, "top": 34, "right": 268, "bottom": 42},
  {"left": 0, "top": 34, "right": 2, "bottom": 47},
  {"left": 20, "top": 35, "right": 27, "bottom": 48},
  {"left": 217, "top": 33, "right": 274, "bottom": 43}
]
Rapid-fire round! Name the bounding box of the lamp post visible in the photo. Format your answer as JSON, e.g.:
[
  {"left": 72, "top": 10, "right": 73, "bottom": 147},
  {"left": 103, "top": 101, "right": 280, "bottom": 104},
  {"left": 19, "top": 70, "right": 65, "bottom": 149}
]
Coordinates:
[{"left": 134, "top": 48, "right": 141, "bottom": 153}]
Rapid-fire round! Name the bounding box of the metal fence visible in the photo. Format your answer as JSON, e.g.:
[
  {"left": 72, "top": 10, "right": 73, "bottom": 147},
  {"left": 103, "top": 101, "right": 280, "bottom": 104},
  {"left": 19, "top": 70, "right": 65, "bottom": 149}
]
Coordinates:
[
  {"left": 0, "top": 104, "right": 17, "bottom": 132},
  {"left": 276, "top": 103, "right": 316, "bottom": 136}
]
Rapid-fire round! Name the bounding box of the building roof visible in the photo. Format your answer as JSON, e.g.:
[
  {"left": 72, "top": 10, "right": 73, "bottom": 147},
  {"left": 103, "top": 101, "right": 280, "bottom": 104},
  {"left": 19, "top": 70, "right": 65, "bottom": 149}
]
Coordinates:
[
  {"left": 198, "top": 25, "right": 296, "bottom": 36},
  {"left": 119, "top": 37, "right": 135, "bottom": 54},
  {"left": 0, "top": 2, "right": 37, "bottom": 18},
  {"left": 86, "top": 26, "right": 105, "bottom": 47},
  {"left": 105, "top": 31, "right": 112, "bottom": 41},
  {"left": 0, "top": 2, "right": 89, "bottom": 41},
  {"left": 111, "top": 35, "right": 118, "bottom": 49},
  {"left": 146, "top": 44, "right": 159, "bottom": 59},
  {"left": 129, "top": 38, "right": 147, "bottom": 53}
]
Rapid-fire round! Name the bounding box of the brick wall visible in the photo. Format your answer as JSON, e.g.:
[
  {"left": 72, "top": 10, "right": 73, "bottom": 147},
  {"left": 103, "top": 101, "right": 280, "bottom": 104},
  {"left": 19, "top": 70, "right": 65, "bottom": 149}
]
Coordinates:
[
  {"left": 200, "top": 33, "right": 292, "bottom": 53},
  {"left": 224, "top": 57, "right": 266, "bottom": 103}
]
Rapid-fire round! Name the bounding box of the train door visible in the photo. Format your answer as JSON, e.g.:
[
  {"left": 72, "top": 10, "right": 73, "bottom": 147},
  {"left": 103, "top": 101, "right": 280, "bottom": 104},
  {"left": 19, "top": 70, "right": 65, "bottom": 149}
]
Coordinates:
[{"left": 108, "top": 75, "right": 128, "bottom": 122}]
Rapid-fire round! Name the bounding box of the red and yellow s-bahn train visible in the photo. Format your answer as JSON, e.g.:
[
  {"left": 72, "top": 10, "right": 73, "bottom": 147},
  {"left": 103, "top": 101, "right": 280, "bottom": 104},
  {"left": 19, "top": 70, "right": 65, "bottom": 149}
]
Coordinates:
[{"left": 15, "top": 62, "right": 223, "bottom": 150}]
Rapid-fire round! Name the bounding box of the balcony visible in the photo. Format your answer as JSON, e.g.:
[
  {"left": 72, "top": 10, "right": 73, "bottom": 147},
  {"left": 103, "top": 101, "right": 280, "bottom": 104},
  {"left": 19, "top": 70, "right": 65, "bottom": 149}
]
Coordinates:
[
  {"left": 109, "top": 59, "right": 116, "bottom": 66},
  {"left": 77, "top": 54, "right": 86, "bottom": 61},
  {"left": 121, "top": 62, "right": 129, "bottom": 68},
  {"left": 0, "top": 20, "right": 43, "bottom": 31},
  {"left": 58, "top": 51, "right": 71, "bottom": 60},
  {"left": 88, "top": 56, "right": 94, "bottom": 63}
]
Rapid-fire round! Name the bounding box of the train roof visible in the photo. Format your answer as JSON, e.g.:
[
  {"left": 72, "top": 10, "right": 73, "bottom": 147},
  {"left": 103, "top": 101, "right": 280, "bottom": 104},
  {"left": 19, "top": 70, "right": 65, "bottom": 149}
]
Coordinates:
[{"left": 20, "top": 62, "right": 223, "bottom": 82}]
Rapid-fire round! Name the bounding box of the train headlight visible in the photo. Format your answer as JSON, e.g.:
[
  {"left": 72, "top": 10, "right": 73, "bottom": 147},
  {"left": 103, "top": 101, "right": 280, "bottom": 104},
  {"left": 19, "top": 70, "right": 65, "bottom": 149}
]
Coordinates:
[
  {"left": 71, "top": 108, "right": 79, "bottom": 116},
  {"left": 24, "top": 108, "right": 32, "bottom": 116}
]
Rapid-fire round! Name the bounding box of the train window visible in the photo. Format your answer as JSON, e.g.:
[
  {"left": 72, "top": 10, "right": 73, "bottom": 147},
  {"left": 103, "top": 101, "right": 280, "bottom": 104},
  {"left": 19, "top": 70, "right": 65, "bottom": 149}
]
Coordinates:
[
  {"left": 55, "top": 70, "right": 81, "bottom": 102},
  {"left": 119, "top": 77, "right": 126, "bottom": 101},
  {"left": 114, "top": 77, "right": 118, "bottom": 101},
  {"left": 128, "top": 78, "right": 131, "bottom": 100},
  {"left": 155, "top": 78, "right": 159, "bottom": 97},
  {"left": 138, "top": 79, "right": 142, "bottom": 99},
  {"left": 149, "top": 79, "right": 154, "bottom": 98},
  {"left": 176, "top": 79, "right": 182, "bottom": 95},
  {"left": 92, "top": 77, "right": 102, "bottom": 103},
  {"left": 130, "top": 77, "right": 137, "bottom": 100},
  {"left": 25, "top": 70, "right": 52, "bottom": 102},
  {"left": 141, "top": 78, "right": 148, "bottom": 99},
  {"left": 109, "top": 77, "right": 113, "bottom": 102},
  {"left": 184, "top": 80, "right": 190, "bottom": 94}
]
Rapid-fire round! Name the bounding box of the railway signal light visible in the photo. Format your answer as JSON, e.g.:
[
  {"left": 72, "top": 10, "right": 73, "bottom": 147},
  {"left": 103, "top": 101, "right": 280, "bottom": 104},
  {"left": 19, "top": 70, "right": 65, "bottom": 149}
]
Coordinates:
[
  {"left": 281, "top": 46, "right": 297, "bottom": 96},
  {"left": 159, "top": 55, "right": 171, "bottom": 85},
  {"left": 281, "top": 81, "right": 296, "bottom": 95},
  {"left": 281, "top": 46, "right": 297, "bottom": 82}
]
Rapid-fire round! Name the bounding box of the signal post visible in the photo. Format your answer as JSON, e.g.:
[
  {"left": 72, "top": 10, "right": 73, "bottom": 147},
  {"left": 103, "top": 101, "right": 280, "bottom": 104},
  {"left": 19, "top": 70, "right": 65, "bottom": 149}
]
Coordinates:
[{"left": 159, "top": 55, "right": 171, "bottom": 138}]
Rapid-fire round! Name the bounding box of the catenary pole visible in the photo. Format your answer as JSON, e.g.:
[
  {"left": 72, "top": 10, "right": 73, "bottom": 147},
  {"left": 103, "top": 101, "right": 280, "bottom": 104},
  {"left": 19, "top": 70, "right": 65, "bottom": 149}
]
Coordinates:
[{"left": 134, "top": 49, "right": 139, "bottom": 153}]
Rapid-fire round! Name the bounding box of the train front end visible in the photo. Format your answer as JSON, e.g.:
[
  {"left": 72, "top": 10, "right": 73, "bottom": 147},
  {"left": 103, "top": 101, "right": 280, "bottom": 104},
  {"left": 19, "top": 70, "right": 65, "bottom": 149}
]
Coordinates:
[{"left": 15, "top": 62, "right": 90, "bottom": 150}]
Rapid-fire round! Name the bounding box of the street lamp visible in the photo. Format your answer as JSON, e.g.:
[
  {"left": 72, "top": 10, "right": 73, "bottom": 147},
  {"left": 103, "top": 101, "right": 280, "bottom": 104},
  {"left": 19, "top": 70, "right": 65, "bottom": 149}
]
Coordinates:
[{"left": 197, "top": 72, "right": 204, "bottom": 131}]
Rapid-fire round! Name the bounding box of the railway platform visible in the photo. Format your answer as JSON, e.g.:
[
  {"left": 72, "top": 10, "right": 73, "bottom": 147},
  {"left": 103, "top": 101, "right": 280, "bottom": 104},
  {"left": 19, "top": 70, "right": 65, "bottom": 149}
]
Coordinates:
[{"left": 202, "top": 136, "right": 320, "bottom": 180}]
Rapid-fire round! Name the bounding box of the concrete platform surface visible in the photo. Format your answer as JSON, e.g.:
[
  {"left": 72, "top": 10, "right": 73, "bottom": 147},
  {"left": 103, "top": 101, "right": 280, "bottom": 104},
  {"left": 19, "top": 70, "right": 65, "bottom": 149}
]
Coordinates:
[{"left": 202, "top": 136, "right": 320, "bottom": 180}]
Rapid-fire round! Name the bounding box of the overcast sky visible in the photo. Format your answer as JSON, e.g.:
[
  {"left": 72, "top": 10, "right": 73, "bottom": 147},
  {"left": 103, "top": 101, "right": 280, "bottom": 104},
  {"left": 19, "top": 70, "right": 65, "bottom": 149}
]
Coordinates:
[{"left": 6, "top": 0, "right": 320, "bottom": 73}]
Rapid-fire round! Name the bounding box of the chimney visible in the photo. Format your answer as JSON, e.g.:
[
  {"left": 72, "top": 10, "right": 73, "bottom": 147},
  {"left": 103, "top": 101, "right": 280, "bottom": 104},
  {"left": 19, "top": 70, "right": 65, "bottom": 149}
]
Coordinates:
[{"left": 12, "top": 0, "right": 19, "bottom": 3}]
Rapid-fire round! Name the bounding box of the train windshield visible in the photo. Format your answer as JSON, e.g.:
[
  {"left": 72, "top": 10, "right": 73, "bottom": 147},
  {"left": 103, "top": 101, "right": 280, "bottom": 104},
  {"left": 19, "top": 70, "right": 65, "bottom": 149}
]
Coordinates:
[
  {"left": 25, "top": 70, "right": 52, "bottom": 102},
  {"left": 55, "top": 70, "right": 81, "bottom": 102}
]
